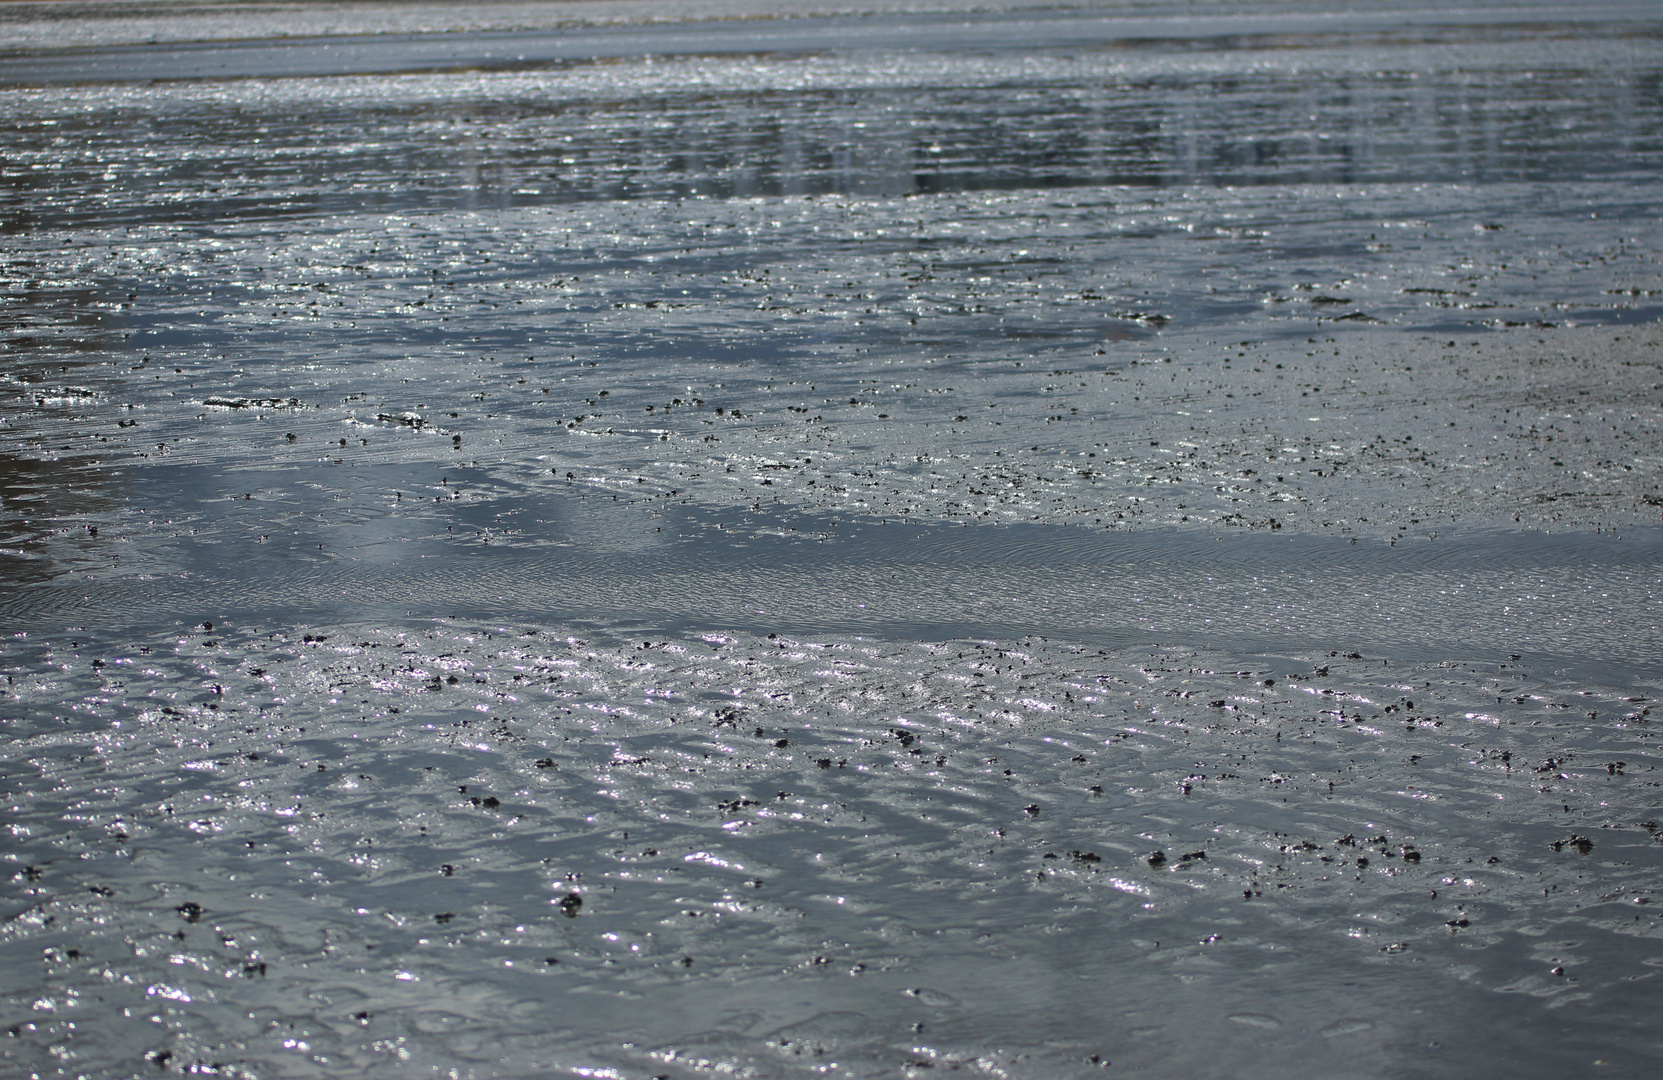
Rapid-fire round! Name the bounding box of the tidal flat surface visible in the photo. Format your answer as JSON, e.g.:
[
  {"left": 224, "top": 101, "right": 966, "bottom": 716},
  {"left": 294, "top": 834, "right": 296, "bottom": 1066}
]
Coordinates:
[{"left": 3, "top": 2, "right": 1663, "bottom": 1077}]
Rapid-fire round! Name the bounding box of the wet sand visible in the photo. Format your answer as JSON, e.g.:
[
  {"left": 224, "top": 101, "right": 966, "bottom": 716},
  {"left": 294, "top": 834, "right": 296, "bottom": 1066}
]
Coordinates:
[{"left": 3, "top": 2, "right": 1662, "bottom": 1078}]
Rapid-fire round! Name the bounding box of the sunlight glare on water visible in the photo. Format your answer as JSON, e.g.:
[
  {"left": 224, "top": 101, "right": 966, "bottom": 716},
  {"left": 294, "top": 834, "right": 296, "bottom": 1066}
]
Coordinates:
[{"left": 2, "top": 2, "right": 1663, "bottom": 1078}]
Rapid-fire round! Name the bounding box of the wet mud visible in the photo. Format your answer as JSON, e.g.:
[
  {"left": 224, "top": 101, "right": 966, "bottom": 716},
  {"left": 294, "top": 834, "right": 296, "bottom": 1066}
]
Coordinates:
[
  {"left": 4, "top": 623, "right": 1661, "bottom": 1078},
  {"left": 3, "top": 2, "right": 1663, "bottom": 1077}
]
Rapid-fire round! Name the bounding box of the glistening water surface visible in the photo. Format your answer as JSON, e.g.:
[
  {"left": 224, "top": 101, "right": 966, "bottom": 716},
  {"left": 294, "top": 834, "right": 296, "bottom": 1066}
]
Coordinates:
[{"left": 3, "top": 2, "right": 1663, "bottom": 1078}]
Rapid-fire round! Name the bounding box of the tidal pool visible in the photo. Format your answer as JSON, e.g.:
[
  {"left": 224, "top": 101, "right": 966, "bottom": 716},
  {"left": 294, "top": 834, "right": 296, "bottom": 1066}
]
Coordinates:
[{"left": 3, "top": 2, "right": 1662, "bottom": 1077}]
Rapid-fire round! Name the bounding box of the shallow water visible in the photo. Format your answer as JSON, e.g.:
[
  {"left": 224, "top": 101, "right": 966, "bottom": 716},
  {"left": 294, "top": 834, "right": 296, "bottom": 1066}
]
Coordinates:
[
  {"left": 7, "top": 514, "right": 1663, "bottom": 678},
  {"left": 4, "top": 2, "right": 1663, "bottom": 1078}
]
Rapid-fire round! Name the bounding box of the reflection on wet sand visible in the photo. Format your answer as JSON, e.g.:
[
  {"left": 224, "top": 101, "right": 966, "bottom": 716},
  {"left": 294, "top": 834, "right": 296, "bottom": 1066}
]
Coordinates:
[{"left": 0, "top": 278, "right": 130, "bottom": 580}]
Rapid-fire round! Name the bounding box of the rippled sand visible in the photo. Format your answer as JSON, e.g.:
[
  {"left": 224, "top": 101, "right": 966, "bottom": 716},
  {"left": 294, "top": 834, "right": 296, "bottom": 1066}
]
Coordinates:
[
  {"left": 3, "top": 2, "right": 1663, "bottom": 1078},
  {"left": 6, "top": 622, "right": 1662, "bottom": 1077}
]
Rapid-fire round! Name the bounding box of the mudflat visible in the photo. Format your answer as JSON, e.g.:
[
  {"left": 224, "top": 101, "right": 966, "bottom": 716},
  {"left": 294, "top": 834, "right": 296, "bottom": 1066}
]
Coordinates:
[{"left": 3, "top": 3, "right": 1661, "bottom": 1078}]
